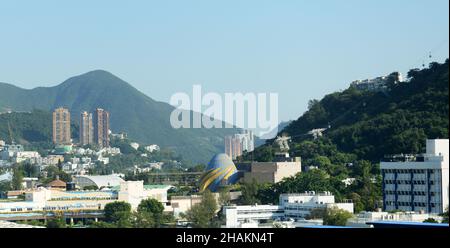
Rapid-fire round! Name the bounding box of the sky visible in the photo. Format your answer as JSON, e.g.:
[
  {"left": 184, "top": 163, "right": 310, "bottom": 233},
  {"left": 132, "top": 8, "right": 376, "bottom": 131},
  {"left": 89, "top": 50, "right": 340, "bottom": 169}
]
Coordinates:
[{"left": 0, "top": 0, "right": 449, "bottom": 123}]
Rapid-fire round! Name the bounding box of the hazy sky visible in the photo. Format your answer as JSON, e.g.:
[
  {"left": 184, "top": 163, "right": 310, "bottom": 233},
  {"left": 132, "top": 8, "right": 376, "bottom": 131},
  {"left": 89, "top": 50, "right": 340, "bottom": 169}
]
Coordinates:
[{"left": 0, "top": 0, "right": 448, "bottom": 122}]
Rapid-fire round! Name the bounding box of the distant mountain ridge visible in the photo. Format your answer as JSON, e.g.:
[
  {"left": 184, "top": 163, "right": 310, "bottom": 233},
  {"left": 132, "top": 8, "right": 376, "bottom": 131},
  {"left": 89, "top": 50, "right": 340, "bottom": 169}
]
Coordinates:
[{"left": 0, "top": 70, "right": 239, "bottom": 164}]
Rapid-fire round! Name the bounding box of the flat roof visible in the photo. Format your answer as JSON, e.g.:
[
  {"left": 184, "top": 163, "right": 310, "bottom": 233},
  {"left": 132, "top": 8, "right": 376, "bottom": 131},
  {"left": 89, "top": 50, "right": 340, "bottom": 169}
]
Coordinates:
[
  {"left": 144, "top": 185, "right": 172, "bottom": 189},
  {"left": 299, "top": 225, "right": 355, "bottom": 228}
]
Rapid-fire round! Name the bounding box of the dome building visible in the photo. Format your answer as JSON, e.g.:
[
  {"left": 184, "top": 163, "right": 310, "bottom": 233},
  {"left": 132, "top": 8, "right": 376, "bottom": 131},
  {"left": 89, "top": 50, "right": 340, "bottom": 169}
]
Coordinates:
[{"left": 199, "top": 153, "right": 239, "bottom": 192}]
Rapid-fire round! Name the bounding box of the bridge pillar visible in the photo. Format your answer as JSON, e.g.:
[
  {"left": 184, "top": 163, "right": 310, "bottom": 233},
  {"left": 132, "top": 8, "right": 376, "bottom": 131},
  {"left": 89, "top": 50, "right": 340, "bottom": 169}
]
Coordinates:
[{"left": 94, "top": 218, "right": 98, "bottom": 222}]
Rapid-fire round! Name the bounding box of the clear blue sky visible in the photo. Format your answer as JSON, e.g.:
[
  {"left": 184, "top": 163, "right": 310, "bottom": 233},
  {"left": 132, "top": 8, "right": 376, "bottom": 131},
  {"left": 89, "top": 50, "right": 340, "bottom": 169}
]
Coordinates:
[{"left": 0, "top": 0, "right": 448, "bottom": 122}]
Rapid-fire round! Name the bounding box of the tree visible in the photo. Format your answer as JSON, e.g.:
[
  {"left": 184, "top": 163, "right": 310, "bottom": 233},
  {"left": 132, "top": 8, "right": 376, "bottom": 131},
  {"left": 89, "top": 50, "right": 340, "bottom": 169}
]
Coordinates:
[
  {"left": 322, "top": 207, "right": 353, "bottom": 226},
  {"left": 240, "top": 179, "right": 261, "bottom": 205},
  {"left": 185, "top": 190, "right": 218, "bottom": 228},
  {"left": 46, "top": 217, "right": 67, "bottom": 228},
  {"left": 276, "top": 169, "right": 333, "bottom": 194},
  {"left": 83, "top": 185, "right": 99, "bottom": 190},
  {"left": 57, "top": 171, "right": 72, "bottom": 182},
  {"left": 441, "top": 208, "right": 449, "bottom": 223},
  {"left": 57, "top": 159, "right": 63, "bottom": 171},
  {"left": 423, "top": 218, "right": 438, "bottom": 223},
  {"left": 0, "top": 181, "right": 12, "bottom": 193},
  {"left": 89, "top": 221, "right": 117, "bottom": 228},
  {"left": 307, "top": 208, "right": 327, "bottom": 220},
  {"left": 218, "top": 187, "right": 231, "bottom": 206},
  {"left": 103, "top": 201, "right": 132, "bottom": 225},
  {"left": 188, "top": 164, "right": 206, "bottom": 172},
  {"left": 130, "top": 211, "right": 155, "bottom": 228},
  {"left": 347, "top": 192, "right": 365, "bottom": 213},
  {"left": 138, "top": 198, "right": 164, "bottom": 216},
  {"left": 22, "top": 163, "right": 38, "bottom": 177},
  {"left": 350, "top": 160, "right": 381, "bottom": 211},
  {"left": 11, "top": 166, "right": 24, "bottom": 190}
]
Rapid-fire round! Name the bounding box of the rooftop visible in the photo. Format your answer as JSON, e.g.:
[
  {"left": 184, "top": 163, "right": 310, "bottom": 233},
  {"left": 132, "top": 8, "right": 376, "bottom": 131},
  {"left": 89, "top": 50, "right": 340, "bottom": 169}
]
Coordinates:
[{"left": 47, "top": 179, "right": 67, "bottom": 188}]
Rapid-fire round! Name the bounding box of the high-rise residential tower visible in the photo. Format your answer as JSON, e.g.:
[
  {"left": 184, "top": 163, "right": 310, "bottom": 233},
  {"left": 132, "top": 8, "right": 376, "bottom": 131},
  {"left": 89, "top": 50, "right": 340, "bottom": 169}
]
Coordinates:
[
  {"left": 52, "top": 107, "right": 71, "bottom": 145},
  {"left": 79, "top": 111, "right": 94, "bottom": 146},
  {"left": 235, "top": 130, "right": 255, "bottom": 153},
  {"left": 94, "top": 108, "right": 110, "bottom": 148},
  {"left": 225, "top": 135, "right": 243, "bottom": 160},
  {"left": 225, "top": 130, "right": 254, "bottom": 160}
]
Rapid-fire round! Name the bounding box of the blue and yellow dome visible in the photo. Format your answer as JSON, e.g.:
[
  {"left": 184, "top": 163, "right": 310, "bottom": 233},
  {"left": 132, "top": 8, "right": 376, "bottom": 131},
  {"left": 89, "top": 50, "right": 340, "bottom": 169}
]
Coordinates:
[{"left": 199, "top": 153, "right": 238, "bottom": 192}]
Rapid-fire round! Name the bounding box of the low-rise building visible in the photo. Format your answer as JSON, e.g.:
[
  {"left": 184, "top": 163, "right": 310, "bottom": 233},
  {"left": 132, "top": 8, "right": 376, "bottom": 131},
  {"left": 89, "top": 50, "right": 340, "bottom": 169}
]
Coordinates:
[
  {"left": 166, "top": 193, "right": 221, "bottom": 217},
  {"left": 13, "top": 151, "right": 41, "bottom": 164},
  {"left": 22, "top": 177, "right": 39, "bottom": 189},
  {"left": 240, "top": 155, "right": 301, "bottom": 184},
  {"left": 280, "top": 191, "right": 354, "bottom": 220},
  {"left": 37, "top": 155, "right": 65, "bottom": 166},
  {"left": 0, "top": 144, "right": 24, "bottom": 160},
  {"left": 224, "top": 205, "right": 284, "bottom": 228},
  {"left": 167, "top": 195, "right": 203, "bottom": 217},
  {"left": 117, "top": 181, "right": 172, "bottom": 209},
  {"left": 0, "top": 181, "right": 172, "bottom": 213},
  {"left": 350, "top": 72, "right": 402, "bottom": 92},
  {"left": 223, "top": 192, "right": 354, "bottom": 228}
]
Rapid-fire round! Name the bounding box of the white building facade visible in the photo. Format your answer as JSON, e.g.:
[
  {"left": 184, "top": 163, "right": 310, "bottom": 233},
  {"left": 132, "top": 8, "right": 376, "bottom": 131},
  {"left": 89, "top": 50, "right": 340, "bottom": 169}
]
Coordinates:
[
  {"left": 380, "top": 139, "right": 449, "bottom": 214},
  {"left": 223, "top": 192, "right": 354, "bottom": 228}
]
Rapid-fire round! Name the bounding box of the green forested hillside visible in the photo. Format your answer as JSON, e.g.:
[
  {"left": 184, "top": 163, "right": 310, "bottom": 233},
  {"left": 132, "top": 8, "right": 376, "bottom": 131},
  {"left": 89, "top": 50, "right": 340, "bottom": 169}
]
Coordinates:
[
  {"left": 0, "top": 110, "right": 79, "bottom": 150},
  {"left": 0, "top": 110, "right": 52, "bottom": 144},
  {"left": 243, "top": 60, "right": 449, "bottom": 212}
]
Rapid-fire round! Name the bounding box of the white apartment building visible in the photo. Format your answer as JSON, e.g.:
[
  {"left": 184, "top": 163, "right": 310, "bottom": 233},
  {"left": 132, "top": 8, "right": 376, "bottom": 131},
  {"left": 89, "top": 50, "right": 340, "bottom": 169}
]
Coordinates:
[
  {"left": 242, "top": 159, "right": 302, "bottom": 184},
  {"left": 223, "top": 192, "right": 354, "bottom": 228},
  {"left": 0, "top": 181, "right": 171, "bottom": 213},
  {"left": 380, "top": 139, "right": 449, "bottom": 214},
  {"left": 224, "top": 205, "right": 284, "bottom": 228},
  {"left": 350, "top": 72, "right": 402, "bottom": 92},
  {"left": 13, "top": 151, "right": 41, "bottom": 164}
]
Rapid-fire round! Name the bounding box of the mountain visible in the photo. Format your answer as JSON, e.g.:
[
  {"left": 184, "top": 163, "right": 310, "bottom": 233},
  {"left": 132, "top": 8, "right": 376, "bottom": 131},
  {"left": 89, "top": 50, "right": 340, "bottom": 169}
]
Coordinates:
[
  {"left": 248, "top": 59, "right": 449, "bottom": 163},
  {"left": 0, "top": 70, "right": 239, "bottom": 164}
]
